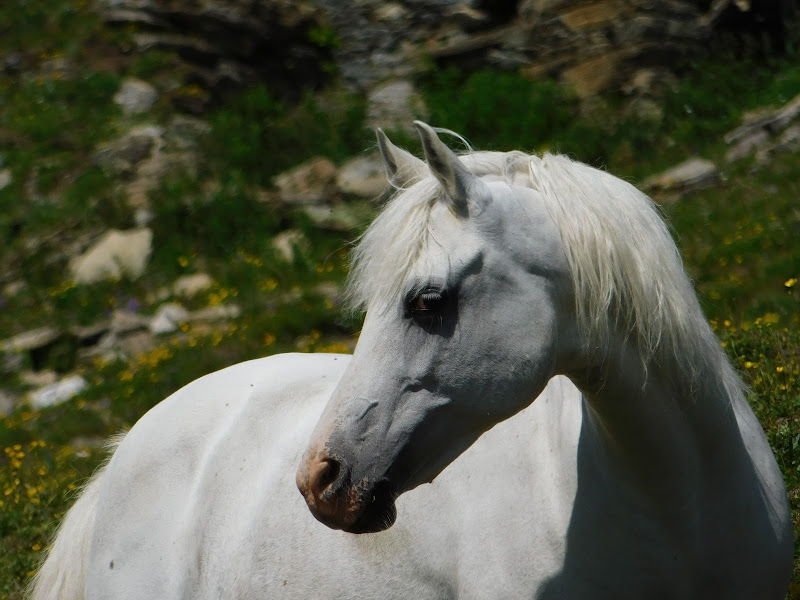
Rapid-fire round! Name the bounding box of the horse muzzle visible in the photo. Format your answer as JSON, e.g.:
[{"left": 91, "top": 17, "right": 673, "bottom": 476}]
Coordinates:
[{"left": 296, "top": 451, "right": 398, "bottom": 534}]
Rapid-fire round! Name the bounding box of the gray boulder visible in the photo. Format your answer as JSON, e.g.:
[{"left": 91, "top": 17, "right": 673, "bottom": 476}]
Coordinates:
[{"left": 70, "top": 228, "right": 153, "bottom": 284}]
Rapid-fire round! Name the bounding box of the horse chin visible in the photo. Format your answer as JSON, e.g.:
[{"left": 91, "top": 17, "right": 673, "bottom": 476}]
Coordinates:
[{"left": 343, "top": 482, "right": 398, "bottom": 534}]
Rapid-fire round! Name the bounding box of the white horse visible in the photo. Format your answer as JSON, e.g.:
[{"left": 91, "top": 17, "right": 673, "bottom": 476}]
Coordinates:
[{"left": 30, "top": 122, "right": 792, "bottom": 600}]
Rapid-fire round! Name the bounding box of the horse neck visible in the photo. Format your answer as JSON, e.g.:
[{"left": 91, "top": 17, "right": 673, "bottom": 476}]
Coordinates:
[{"left": 564, "top": 331, "right": 748, "bottom": 511}]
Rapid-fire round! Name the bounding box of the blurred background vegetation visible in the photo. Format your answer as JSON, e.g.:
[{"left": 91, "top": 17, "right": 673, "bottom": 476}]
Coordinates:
[{"left": 0, "top": 0, "right": 799, "bottom": 597}]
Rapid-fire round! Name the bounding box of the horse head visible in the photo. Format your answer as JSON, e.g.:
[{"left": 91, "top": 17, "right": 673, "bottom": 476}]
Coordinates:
[{"left": 296, "top": 122, "right": 575, "bottom": 533}]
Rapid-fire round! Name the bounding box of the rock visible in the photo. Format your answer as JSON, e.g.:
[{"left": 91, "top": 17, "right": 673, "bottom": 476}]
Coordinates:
[
  {"left": 626, "top": 97, "right": 664, "bottom": 124},
  {"left": 644, "top": 158, "right": 721, "bottom": 191},
  {"left": 69, "top": 436, "right": 108, "bottom": 449},
  {"left": 560, "top": 0, "right": 629, "bottom": 31},
  {"left": 766, "top": 93, "right": 800, "bottom": 132},
  {"left": 0, "top": 389, "right": 14, "bottom": 416},
  {"left": 428, "top": 25, "right": 516, "bottom": 62},
  {"left": 164, "top": 115, "right": 211, "bottom": 149},
  {"left": 622, "top": 68, "right": 679, "bottom": 97},
  {"left": 0, "top": 168, "right": 12, "bottom": 191},
  {"left": 336, "top": 153, "right": 387, "bottom": 198},
  {"left": 73, "top": 322, "right": 112, "bottom": 354},
  {"left": 273, "top": 157, "right": 337, "bottom": 205},
  {"left": 188, "top": 304, "right": 242, "bottom": 322},
  {"left": 94, "top": 125, "right": 163, "bottom": 176},
  {"left": 303, "top": 204, "right": 365, "bottom": 232},
  {"left": 755, "top": 124, "right": 800, "bottom": 164},
  {"left": 725, "top": 93, "right": 800, "bottom": 145},
  {"left": 2, "top": 51, "right": 23, "bottom": 73},
  {"left": 314, "top": 282, "right": 343, "bottom": 305},
  {"left": 273, "top": 229, "right": 310, "bottom": 262},
  {"left": 374, "top": 3, "right": 408, "bottom": 21},
  {"left": 0, "top": 327, "right": 60, "bottom": 354},
  {"left": 562, "top": 50, "right": 633, "bottom": 98},
  {"left": 102, "top": 0, "right": 791, "bottom": 103},
  {"left": 150, "top": 303, "right": 191, "bottom": 335},
  {"left": 75, "top": 310, "right": 152, "bottom": 363},
  {"left": 134, "top": 207, "right": 154, "bottom": 227},
  {"left": 366, "top": 80, "right": 427, "bottom": 134},
  {"left": 102, "top": 0, "right": 330, "bottom": 104},
  {"left": 117, "top": 330, "right": 157, "bottom": 357},
  {"left": 119, "top": 120, "right": 200, "bottom": 211},
  {"left": 70, "top": 228, "right": 153, "bottom": 284},
  {"left": 28, "top": 374, "right": 88, "bottom": 410},
  {"left": 1, "top": 328, "right": 81, "bottom": 373},
  {"left": 173, "top": 273, "right": 214, "bottom": 298},
  {"left": 114, "top": 78, "right": 158, "bottom": 115},
  {"left": 521, "top": 0, "right": 575, "bottom": 14},
  {"left": 3, "top": 280, "right": 25, "bottom": 298},
  {"left": 20, "top": 370, "right": 59, "bottom": 387},
  {"left": 776, "top": 123, "right": 800, "bottom": 149},
  {"left": 726, "top": 129, "right": 770, "bottom": 163},
  {"left": 447, "top": 5, "right": 492, "bottom": 30},
  {"left": 2, "top": 352, "right": 23, "bottom": 374},
  {"left": 722, "top": 93, "right": 800, "bottom": 163},
  {"left": 110, "top": 310, "right": 151, "bottom": 335}
]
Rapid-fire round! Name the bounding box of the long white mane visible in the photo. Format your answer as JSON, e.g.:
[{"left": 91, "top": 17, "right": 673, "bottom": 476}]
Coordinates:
[{"left": 348, "top": 150, "right": 735, "bottom": 385}]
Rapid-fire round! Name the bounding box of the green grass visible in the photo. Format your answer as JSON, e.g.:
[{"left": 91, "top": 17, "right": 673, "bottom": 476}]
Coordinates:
[
  {"left": 721, "top": 322, "right": 800, "bottom": 595},
  {"left": 206, "top": 85, "right": 370, "bottom": 186},
  {"left": 665, "top": 156, "right": 800, "bottom": 324},
  {"left": 422, "top": 67, "right": 574, "bottom": 152}
]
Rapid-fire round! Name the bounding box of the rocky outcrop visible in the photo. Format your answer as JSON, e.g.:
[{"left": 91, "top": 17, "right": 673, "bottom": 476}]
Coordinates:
[
  {"left": 93, "top": 114, "right": 209, "bottom": 223},
  {"left": 102, "top": 0, "right": 334, "bottom": 105},
  {"left": 101, "top": 0, "right": 799, "bottom": 104},
  {"left": 724, "top": 93, "right": 800, "bottom": 163}
]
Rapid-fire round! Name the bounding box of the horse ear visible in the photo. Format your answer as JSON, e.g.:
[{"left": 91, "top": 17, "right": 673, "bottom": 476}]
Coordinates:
[
  {"left": 413, "top": 121, "right": 487, "bottom": 215},
  {"left": 376, "top": 128, "right": 426, "bottom": 187}
]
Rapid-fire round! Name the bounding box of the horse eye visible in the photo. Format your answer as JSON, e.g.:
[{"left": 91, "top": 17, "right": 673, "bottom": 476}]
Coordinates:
[
  {"left": 406, "top": 289, "right": 449, "bottom": 331},
  {"left": 413, "top": 291, "right": 445, "bottom": 313}
]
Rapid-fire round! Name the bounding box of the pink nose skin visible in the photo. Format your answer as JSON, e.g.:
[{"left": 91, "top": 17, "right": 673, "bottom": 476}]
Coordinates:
[{"left": 297, "top": 455, "right": 357, "bottom": 530}]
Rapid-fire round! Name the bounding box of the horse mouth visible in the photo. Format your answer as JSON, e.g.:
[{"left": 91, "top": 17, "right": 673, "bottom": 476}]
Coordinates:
[{"left": 342, "top": 481, "right": 398, "bottom": 534}]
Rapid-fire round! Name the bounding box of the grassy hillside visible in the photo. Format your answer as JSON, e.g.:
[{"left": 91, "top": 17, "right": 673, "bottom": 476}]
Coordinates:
[{"left": 0, "top": 2, "right": 799, "bottom": 598}]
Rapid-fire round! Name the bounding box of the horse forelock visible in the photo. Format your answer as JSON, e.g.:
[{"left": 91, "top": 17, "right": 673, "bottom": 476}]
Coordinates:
[
  {"left": 345, "top": 177, "right": 440, "bottom": 314},
  {"left": 347, "top": 149, "right": 732, "bottom": 386}
]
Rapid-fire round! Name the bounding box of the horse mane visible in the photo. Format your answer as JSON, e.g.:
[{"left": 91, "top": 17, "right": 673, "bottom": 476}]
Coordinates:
[{"left": 347, "top": 150, "right": 739, "bottom": 389}]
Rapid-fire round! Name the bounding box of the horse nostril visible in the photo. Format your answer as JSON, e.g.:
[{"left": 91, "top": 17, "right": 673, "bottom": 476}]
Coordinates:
[{"left": 309, "top": 457, "right": 344, "bottom": 501}]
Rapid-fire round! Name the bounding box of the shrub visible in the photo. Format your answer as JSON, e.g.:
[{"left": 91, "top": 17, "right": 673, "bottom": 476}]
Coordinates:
[
  {"left": 422, "top": 68, "right": 574, "bottom": 151},
  {"left": 206, "top": 86, "right": 369, "bottom": 186}
]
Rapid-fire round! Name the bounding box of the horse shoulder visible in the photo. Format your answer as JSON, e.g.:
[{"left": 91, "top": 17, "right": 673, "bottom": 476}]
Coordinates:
[{"left": 86, "top": 353, "right": 350, "bottom": 599}]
